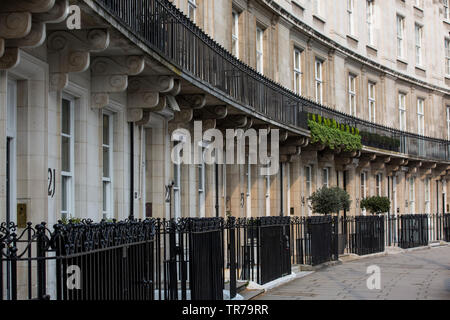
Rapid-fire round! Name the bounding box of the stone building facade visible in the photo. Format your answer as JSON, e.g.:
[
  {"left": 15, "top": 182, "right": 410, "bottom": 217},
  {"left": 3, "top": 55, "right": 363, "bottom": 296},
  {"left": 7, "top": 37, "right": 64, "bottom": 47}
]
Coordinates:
[{"left": 0, "top": 0, "right": 449, "bottom": 226}]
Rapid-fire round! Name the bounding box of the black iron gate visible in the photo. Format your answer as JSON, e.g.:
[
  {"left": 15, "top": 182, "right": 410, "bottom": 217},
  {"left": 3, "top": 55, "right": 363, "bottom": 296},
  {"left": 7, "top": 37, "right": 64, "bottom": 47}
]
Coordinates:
[
  {"left": 351, "top": 215, "right": 385, "bottom": 255},
  {"left": 398, "top": 214, "right": 429, "bottom": 249},
  {"left": 259, "top": 217, "right": 291, "bottom": 284},
  {"left": 188, "top": 218, "right": 224, "bottom": 300},
  {"left": 306, "top": 216, "right": 338, "bottom": 266}
]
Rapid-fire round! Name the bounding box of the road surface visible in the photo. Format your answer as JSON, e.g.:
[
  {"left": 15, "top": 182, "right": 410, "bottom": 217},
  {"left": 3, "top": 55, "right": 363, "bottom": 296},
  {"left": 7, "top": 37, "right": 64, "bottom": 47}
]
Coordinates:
[{"left": 256, "top": 245, "right": 450, "bottom": 300}]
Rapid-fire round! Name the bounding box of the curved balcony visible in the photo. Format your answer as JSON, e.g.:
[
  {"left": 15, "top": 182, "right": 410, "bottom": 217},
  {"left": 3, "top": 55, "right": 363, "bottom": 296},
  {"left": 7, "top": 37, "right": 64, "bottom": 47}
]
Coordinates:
[{"left": 95, "top": 0, "right": 450, "bottom": 162}]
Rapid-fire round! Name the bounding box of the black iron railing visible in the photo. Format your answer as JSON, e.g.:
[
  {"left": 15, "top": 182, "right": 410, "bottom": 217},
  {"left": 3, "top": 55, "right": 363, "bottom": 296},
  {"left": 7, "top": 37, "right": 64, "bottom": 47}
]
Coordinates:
[
  {"left": 93, "top": 0, "right": 450, "bottom": 161},
  {"left": 1, "top": 214, "right": 449, "bottom": 300},
  {"left": 340, "top": 215, "right": 385, "bottom": 255}
]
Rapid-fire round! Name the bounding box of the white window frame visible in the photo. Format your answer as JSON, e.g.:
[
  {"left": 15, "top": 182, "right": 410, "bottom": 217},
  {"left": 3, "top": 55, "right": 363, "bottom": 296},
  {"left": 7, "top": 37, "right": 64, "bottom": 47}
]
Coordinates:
[
  {"left": 265, "top": 173, "right": 270, "bottom": 216},
  {"left": 367, "top": 0, "right": 375, "bottom": 46},
  {"left": 315, "top": 59, "right": 323, "bottom": 104},
  {"left": 445, "top": 38, "right": 450, "bottom": 76},
  {"left": 414, "top": 0, "right": 422, "bottom": 9},
  {"left": 173, "top": 139, "right": 182, "bottom": 219},
  {"left": 293, "top": 48, "right": 302, "bottom": 95},
  {"left": 187, "top": 0, "right": 197, "bottom": 23},
  {"left": 348, "top": 74, "right": 357, "bottom": 116},
  {"left": 399, "top": 93, "right": 406, "bottom": 131},
  {"left": 347, "top": 0, "right": 355, "bottom": 36},
  {"left": 425, "top": 177, "right": 431, "bottom": 214},
  {"left": 417, "top": 98, "right": 424, "bottom": 136},
  {"left": 368, "top": 82, "right": 376, "bottom": 122},
  {"left": 376, "top": 173, "right": 382, "bottom": 196},
  {"left": 305, "top": 165, "right": 312, "bottom": 216},
  {"left": 447, "top": 106, "right": 450, "bottom": 139},
  {"left": 415, "top": 24, "right": 423, "bottom": 66},
  {"left": 7, "top": 79, "right": 17, "bottom": 224},
  {"left": 409, "top": 177, "right": 415, "bottom": 214},
  {"left": 396, "top": 15, "right": 405, "bottom": 59},
  {"left": 256, "top": 27, "right": 264, "bottom": 74},
  {"left": 246, "top": 162, "right": 252, "bottom": 218},
  {"left": 198, "top": 143, "right": 206, "bottom": 218},
  {"left": 360, "top": 171, "right": 367, "bottom": 215},
  {"left": 322, "top": 167, "right": 329, "bottom": 188},
  {"left": 445, "top": 0, "right": 449, "bottom": 21},
  {"left": 61, "top": 94, "right": 75, "bottom": 220},
  {"left": 102, "top": 111, "right": 114, "bottom": 220},
  {"left": 232, "top": 10, "right": 239, "bottom": 57}
]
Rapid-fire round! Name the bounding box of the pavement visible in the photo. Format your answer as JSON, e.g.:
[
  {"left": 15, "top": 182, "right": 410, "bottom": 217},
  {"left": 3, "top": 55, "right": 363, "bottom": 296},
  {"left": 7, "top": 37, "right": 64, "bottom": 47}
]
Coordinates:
[{"left": 255, "top": 245, "right": 450, "bottom": 300}]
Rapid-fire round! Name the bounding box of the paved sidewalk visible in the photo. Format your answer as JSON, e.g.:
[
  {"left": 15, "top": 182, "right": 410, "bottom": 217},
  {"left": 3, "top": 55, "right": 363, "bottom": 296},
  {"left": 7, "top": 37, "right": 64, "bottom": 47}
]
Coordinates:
[{"left": 256, "top": 246, "right": 450, "bottom": 300}]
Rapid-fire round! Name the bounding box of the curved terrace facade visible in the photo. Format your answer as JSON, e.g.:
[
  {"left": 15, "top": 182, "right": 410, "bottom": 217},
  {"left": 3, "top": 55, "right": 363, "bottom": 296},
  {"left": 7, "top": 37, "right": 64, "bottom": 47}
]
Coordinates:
[{"left": 0, "top": 0, "right": 449, "bottom": 226}]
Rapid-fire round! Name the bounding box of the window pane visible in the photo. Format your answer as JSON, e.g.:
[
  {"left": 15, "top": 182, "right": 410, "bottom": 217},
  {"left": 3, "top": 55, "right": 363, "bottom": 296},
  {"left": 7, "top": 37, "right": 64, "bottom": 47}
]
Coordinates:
[
  {"left": 103, "top": 146, "right": 110, "bottom": 178},
  {"left": 103, "top": 181, "right": 108, "bottom": 212},
  {"left": 103, "top": 114, "right": 109, "bottom": 145},
  {"left": 62, "top": 99, "right": 71, "bottom": 135},
  {"left": 62, "top": 136, "right": 71, "bottom": 172},
  {"left": 62, "top": 176, "right": 68, "bottom": 212}
]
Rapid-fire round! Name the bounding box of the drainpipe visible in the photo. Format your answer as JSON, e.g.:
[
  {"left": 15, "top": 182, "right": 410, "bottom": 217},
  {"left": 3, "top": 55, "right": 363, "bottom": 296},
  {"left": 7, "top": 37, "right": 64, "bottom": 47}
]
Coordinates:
[{"left": 129, "top": 122, "right": 134, "bottom": 220}]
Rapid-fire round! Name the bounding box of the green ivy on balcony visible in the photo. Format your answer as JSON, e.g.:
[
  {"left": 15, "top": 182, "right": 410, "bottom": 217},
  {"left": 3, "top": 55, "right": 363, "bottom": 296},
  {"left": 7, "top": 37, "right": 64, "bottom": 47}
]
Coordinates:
[{"left": 307, "top": 113, "right": 362, "bottom": 152}]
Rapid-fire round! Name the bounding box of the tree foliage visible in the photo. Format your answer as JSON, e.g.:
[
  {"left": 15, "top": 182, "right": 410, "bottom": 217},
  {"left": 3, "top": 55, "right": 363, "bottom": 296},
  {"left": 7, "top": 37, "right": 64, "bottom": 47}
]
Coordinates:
[
  {"left": 308, "top": 186, "right": 352, "bottom": 215},
  {"left": 360, "top": 196, "right": 391, "bottom": 215}
]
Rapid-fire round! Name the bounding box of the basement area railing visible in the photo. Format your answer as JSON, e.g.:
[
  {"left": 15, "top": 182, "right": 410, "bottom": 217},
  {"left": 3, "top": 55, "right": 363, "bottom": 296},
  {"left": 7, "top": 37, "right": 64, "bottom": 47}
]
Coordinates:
[
  {"left": 1, "top": 214, "right": 449, "bottom": 300},
  {"left": 94, "top": 0, "right": 449, "bottom": 161}
]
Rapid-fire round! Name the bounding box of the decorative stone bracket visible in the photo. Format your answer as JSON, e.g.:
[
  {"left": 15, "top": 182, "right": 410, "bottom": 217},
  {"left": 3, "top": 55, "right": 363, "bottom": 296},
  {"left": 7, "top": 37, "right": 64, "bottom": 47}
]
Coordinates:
[
  {"left": 48, "top": 29, "right": 110, "bottom": 91},
  {"left": 0, "top": 0, "right": 68, "bottom": 69},
  {"left": 127, "top": 76, "right": 182, "bottom": 123},
  {"left": 91, "top": 55, "right": 145, "bottom": 109}
]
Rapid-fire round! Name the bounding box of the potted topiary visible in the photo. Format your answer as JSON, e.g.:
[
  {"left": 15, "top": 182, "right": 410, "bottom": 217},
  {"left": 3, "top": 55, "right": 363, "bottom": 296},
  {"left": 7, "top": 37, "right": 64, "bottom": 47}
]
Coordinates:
[
  {"left": 360, "top": 196, "right": 390, "bottom": 215},
  {"left": 308, "top": 186, "right": 351, "bottom": 215},
  {"left": 308, "top": 186, "right": 351, "bottom": 254}
]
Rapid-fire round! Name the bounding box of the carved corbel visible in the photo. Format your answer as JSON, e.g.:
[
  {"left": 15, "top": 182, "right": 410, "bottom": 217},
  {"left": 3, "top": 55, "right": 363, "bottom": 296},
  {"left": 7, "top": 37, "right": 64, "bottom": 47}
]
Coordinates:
[
  {"left": 217, "top": 115, "right": 248, "bottom": 128},
  {"left": 319, "top": 151, "right": 334, "bottom": 162},
  {"left": 370, "top": 161, "right": 385, "bottom": 171},
  {"left": 418, "top": 168, "right": 432, "bottom": 179},
  {"left": 360, "top": 153, "right": 376, "bottom": 162},
  {"left": 0, "top": 47, "right": 20, "bottom": 70},
  {"left": 303, "top": 143, "right": 326, "bottom": 152},
  {"left": 284, "top": 136, "right": 306, "bottom": 147},
  {"left": 177, "top": 94, "right": 206, "bottom": 109},
  {"left": 127, "top": 76, "right": 173, "bottom": 111},
  {"left": 334, "top": 157, "right": 352, "bottom": 166},
  {"left": 48, "top": 29, "right": 110, "bottom": 91},
  {"left": 386, "top": 164, "right": 400, "bottom": 174},
  {"left": 0, "top": 12, "right": 32, "bottom": 39},
  {"left": 171, "top": 109, "right": 194, "bottom": 124},
  {"left": 195, "top": 105, "right": 228, "bottom": 120},
  {"left": 244, "top": 117, "right": 253, "bottom": 130},
  {"left": 279, "top": 130, "right": 288, "bottom": 142},
  {"left": 34, "top": 0, "right": 69, "bottom": 23},
  {"left": 280, "top": 146, "right": 300, "bottom": 156},
  {"left": 7, "top": 22, "right": 46, "bottom": 48},
  {"left": 91, "top": 55, "right": 145, "bottom": 108}
]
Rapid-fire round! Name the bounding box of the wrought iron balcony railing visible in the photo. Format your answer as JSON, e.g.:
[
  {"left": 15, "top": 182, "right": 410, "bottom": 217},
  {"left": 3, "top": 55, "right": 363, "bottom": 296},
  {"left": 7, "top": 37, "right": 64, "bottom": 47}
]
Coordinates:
[{"left": 94, "top": 0, "right": 449, "bottom": 161}]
